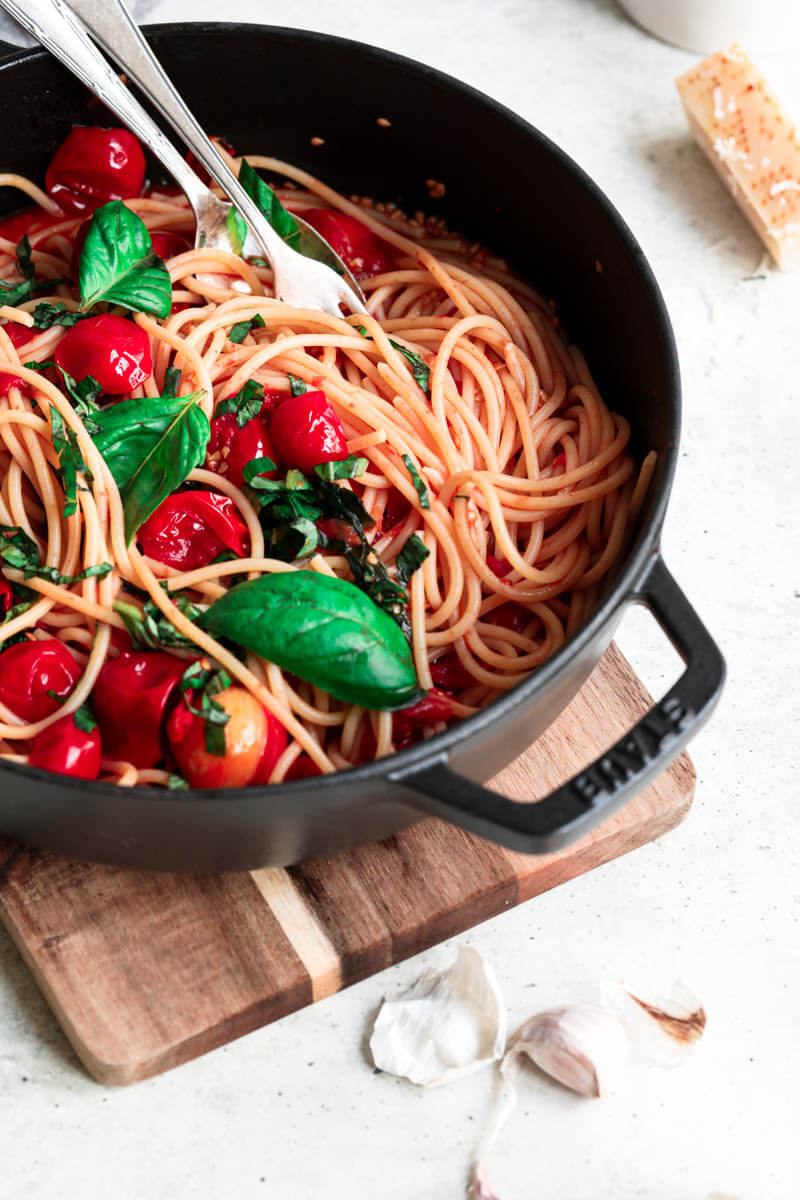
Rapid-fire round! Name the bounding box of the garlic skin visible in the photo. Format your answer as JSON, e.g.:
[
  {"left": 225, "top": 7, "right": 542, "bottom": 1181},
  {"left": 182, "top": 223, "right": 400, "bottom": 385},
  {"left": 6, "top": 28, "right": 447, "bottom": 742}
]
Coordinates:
[
  {"left": 369, "top": 945, "right": 507, "bottom": 1087},
  {"left": 600, "top": 980, "right": 707, "bottom": 1068},
  {"left": 509, "top": 1003, "right": 629, "bottom": 1097}
]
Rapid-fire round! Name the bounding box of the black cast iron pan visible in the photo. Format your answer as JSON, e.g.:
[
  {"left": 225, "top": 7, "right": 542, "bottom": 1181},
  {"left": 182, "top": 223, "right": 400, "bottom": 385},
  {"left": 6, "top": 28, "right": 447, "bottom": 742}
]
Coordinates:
[{"left": 0, "top": 23, "right": 725, "bottom": 871}]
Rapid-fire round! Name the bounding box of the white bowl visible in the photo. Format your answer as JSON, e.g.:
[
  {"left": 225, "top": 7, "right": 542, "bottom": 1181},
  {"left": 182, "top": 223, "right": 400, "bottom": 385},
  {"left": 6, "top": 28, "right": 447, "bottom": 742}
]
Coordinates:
[{"left": 618, "top": 0, "right": 800, "bottom": 55}]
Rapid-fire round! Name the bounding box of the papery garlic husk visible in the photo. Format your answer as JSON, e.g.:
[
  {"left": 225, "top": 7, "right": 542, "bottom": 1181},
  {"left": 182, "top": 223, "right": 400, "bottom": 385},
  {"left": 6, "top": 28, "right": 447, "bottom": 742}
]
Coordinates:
[
  {"left": 508, "top": 1003, "right": 629, "bottom": 1097},
  {"left": 609, "top": 981, "right": 706, "bottom": 1068},
  {"left": 369, "top": 944, "right": 507, "bottom": 1087}
]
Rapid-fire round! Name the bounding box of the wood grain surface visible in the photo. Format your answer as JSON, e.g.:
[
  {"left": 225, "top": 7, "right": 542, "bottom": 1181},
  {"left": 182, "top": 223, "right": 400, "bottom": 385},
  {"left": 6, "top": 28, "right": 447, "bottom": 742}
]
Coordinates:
[{"left": 0, "top": 644, "right": 695, "bottom": 1085}]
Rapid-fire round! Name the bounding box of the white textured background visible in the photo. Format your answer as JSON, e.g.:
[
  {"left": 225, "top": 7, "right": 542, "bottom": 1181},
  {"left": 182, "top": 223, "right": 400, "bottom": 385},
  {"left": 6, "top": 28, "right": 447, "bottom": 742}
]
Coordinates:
[{"left": 0, "top": 2, "right": 798, "bottom": 1198}]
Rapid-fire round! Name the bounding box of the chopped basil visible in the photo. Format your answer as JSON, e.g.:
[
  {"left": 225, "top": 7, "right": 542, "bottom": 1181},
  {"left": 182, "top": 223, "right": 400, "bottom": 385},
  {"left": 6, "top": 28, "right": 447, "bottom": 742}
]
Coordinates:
[
  {"left": 401, "top": 454, "right": 431, "bottom": 509},
  {"left": 161, "top": 366, "right": 182, "bottom": 399},
  {"left": 31, "top": 301, "right": 85, "bottom": 330},
  {"left": 167, "top": 772, "right": 190, "bottom": 790},
  {"left": 0, "top": 235, "right": 35, "bottom": 307},
  {"left": 226, "top": 206, "right": 247, "bottom": 256},
  {"left": 342, "top": 541, "right": 411, "bottom": 638},
  {"left": 313, "top": 456, "right": 368, "bottom": 482},
  {"left": 354, "top": 326, "right": 431, "bottom": 395},
  {"left": 242, "top": 456, "right": 278, "bottom": 486},
  {"left": 50, "top": 406, "right": 93, "bottom": 518},
  {"left": 228, "top": 313, "right": 265, "bottom": 344},
  {"left": 238, "top": 159, "right": 302, "bottom": 251},
  {"left": 114, "top": 593, "right": 204, "bottom": 652},
  {"left": 0, "top": 525, "right": 112, "bottom": 585},
  {"left": 215, "top": 378, "right": 265, "bottom": 428},
  {"left": 73, "top": 703, "right": 97, "bottom": 734},
  {"left": 179, "top": 661, "right": 231, "bottom": 757},
  {"left": 288, "top": 374, "right": 311, "bottom": 396},
  {"left": 395, "top": 534, "right": 429, "bottom": 585},
  {"left": 79, "top": 201, "right": 172, "bottom": 318}
]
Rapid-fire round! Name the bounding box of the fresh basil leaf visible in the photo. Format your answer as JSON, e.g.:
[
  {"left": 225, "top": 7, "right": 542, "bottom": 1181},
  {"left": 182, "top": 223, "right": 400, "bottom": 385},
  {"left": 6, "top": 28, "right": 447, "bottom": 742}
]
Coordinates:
[
  {"left": 401, "top": 454, "right": 430, "bottom": 509},
  {"left": 31, "top": 302, "right": 85, "bottom": 330},
  {"left": 200, "top": 570, "right": 422, "bottom": 710},
  {"left": 91, "top": 393, "right": 210, "bottom": 542},
  {"left": 73, "top": 703, "right": 97, "bottom": 733},
  {"left": 114, "top": 594, "right": 203, "bottom": 651},
  {"left": 288, "top": 373, "right": 311, "bottom": 396},
  {"left": 247, "top": 256, "right": 269, "bottom": 268},
  {"left": 395, "top": 534, "right": 430, "bottom": 585},
  {"left": 179, "top": 661, "right": 231, "bottom": 757},
  {"left": 226, "top": 206, "right": 247, "bottom": 256},
  {"left": 50, "top": 406, "right": 93, "bottom": 518},
  {"left": 79, "top": 201, "right": 172, "bottom": 318},
  {"left": 26, "top": 360, "right": 102, "bottom": 428},
  {"left": 267, "top": 516, "right": 319, "bottom": 561},
  {"left": 167, "top": 771, "right": 190, "bottom": 790},
  {"left": 0, "top": 525, "right": 112, "bottom": 585},
  {"left": 0, "top": 235, "right": 35, "bottom": 307},
  {"left": 215, "top": 378, "right": 264, "bottom": 428},
  {"left": 161, "top": 366, "right": 182, "bottom": 399},
  {"left": 228, "top": 313, "right": 265, "bottom": 344},
  {"left": 238, "top": 159, "right": 302, "bottom": 251},
  {"left": 314, "top": 456, "right": 368, "bottom": 482},
  {"left": 354, "top": 326, "right": 431, "bottom": 396},
  {"left": 242, "top": 456, "right": 278, "bottom": 487}
]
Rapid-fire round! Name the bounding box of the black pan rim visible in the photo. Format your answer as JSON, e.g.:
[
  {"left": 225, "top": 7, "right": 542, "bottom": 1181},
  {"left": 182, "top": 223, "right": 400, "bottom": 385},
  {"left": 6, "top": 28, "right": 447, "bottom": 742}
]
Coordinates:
[{"left": 0, "top": 21, "right": 680, "bottom": 803}]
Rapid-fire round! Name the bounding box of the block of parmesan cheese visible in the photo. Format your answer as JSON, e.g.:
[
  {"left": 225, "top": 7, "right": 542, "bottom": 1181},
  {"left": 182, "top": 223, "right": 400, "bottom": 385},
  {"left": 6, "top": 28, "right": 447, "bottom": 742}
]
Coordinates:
[{"left": 676, "top": 44, "right": 800, "bottom": 267}]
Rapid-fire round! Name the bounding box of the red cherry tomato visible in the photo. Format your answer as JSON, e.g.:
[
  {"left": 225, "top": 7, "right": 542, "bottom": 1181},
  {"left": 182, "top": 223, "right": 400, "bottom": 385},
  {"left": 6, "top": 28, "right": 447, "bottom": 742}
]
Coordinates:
[
  {"left": 285, "top": 755, "right": 323, "bottom": 781},
  {"left": 54, "top": 314, "right": 153, "bottom": 394},
  {"left": 29, "top": 712, "right": 101, "bottom": 780},
  {"left": 269, "top": 390, "right": 348, "bottom": 473},
  {"left": 486, "top": 602, "right": 530, "bottom": 633},
  {"left": 1, "top": 323, "right": 36, "bottom": 394},
  {"left": 301, "top": 209, "right": 391, "bottom": 279},
  {"left": 166, "top": 686, "right": 268, "bottom": 789},
  {"left": 149, "top": 230, "right": 191, "bottom": 260},
  {"left": 92, "top": 651, "right": 186, "bottom": 767},
  {"left": 0, "top": 639, "right": 81, "bottom": 723},
  {"left": 0, "top": 578, "right": 13, "bottom": 616},
  {"left": 0, "top": 207, "right": 42, "bottom": 243},
  {"left": 250, "top": 709, "right": 289, "bottom": 784},
  {"left": 429, "top": 653, "right": 474, "bottom": 691},
  {"left": 208, "top": 411, "right": 278, "bottom": 491},
  {"left": 392, "top": 689, "right": 455, "bottom": 747},
  {"left": 381, "top": 487, "right": 412, "bottom": 533},
  {"left": 137, "top": 491, "right": 249, "bottom": 570},
  {"left": 45, "top": 126, "right": 146, "bottom": 216},
  {"left": 487, "top": 555, "right": 513, "bottom": 578},
  {"left": 0, "top": 371, "right": 30, "bottom": 397}
]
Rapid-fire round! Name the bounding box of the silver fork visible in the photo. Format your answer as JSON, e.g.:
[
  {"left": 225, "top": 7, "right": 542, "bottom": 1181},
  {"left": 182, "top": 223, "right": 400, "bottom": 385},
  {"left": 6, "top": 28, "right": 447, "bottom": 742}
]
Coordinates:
[{"left": 0, "top": 0, "right": 367, "bottom": 316}]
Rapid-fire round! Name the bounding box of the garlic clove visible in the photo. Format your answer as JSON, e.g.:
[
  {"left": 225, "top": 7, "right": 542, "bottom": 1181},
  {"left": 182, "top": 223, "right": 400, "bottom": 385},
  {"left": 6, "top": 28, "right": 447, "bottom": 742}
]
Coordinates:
[
  {"left": 507, "top": 1003, "right": 629, "bottom": 1098},
  {"left": 369, "top": 944, "right": 507, "bottom": 1087}
]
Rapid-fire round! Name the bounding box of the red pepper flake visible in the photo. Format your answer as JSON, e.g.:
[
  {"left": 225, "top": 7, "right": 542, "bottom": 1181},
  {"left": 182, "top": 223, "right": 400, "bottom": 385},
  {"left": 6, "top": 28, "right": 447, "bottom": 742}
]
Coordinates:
[
  {"left": 377, "top": 117, "right": 392, "bottom": 127},
  {"left": 310, "top": 136, "right": 325, "bottom": 147}
]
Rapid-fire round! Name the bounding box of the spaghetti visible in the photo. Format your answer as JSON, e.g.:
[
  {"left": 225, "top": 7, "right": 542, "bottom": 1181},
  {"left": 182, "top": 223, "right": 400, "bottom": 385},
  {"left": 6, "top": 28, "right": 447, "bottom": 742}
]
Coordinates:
[{"left": 0, "top": 137, "right": 655, "bottom": 789}]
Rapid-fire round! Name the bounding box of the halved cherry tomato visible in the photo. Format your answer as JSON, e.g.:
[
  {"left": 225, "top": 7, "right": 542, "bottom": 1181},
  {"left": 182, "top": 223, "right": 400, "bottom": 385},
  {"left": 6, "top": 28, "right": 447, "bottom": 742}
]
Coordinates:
[
  {"left": 45, "top": 126, "right": 146, "bottom": 216},
  {"left": 381, "top": 487, "right": 412, "bottom": 533},
  {"left": 0, "top": 371, "right": 30, "bottom": 397},
  {"left": 301, "top": 209, "right": 391, "bottom": 279},
  {"left": 392, "top": 689, "right": 456, "bottom": 749},
  {"left": 487, "top": 555, "right": 513, "bottom": 577},
  {"left": 486, "top": 602, "right": 530, "bottom": 633},
  {"left": 92, "top": 651, "right": 186, "bottom": 767},
  {"left": 429, "top": 653, "right": 474, "bottom": 691},
  {"left": 1, "top": 322, "right": 36, "bottom": 392},
  {"left": 54, "top": 314, "right": 153, "bottom": 393},
  {"left": 0, "top": 207, "right": 43, "bottom": 243},
  {"left": 166, "top": 686, "right": 268, "bottom": 789},
  {"left": 29, "top": 712, "right": 101, "bottom": 780},
  {"left": 207, "top": 411, "right": 278, "bottom": 491},
  {"left": 250, "top": 709, "right": 289, "bottom": 785},
  {"left": 269, "top": 390, "right": 347, "bottom": 473},
  {"left": 285, "top": 755, "right": 323, "bottom": 781},
  {"left": 0, "top": 578, "right": 13, "bottom": 616},
  {"left": 149, "top": 230, "right": 191, "bottom": 260},
  {"left": 0, "top": 639, "right": 81, "bottom": 723},
  {"left": 137, "top": 491, "right": 249, "bottom": 570}
]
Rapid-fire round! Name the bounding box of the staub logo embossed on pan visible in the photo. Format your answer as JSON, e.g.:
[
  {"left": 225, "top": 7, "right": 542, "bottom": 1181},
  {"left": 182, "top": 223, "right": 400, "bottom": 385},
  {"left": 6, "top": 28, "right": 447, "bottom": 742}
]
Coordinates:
[{"left": 570, "top": 697, "right": 692, "bottom": 805}]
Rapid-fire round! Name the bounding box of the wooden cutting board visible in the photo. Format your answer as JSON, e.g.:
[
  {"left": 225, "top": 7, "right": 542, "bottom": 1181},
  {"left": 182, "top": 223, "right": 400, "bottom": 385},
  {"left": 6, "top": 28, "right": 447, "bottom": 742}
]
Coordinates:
[{"left": 0, "top": 643, "right": 694, "bottom": 1086}]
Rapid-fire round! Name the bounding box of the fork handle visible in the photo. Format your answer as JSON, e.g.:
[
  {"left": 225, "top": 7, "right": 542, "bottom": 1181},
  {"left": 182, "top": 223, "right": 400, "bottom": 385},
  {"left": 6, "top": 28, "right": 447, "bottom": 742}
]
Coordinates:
[{"left": 0, "top": 0, "right": 291, "bottom": 268}]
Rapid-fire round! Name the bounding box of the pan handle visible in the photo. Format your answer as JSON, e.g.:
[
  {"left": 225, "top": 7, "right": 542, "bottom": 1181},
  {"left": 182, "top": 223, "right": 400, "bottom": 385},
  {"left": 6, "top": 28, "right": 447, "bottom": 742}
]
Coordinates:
[{"left": 390, "top": 555, "right": 725, "bottom": 854}]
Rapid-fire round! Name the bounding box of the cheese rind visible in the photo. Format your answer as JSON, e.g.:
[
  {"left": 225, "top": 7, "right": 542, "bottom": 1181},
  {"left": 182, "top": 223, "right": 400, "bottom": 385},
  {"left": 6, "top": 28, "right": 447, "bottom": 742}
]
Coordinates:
[{"left": 676, "top": 44, "right": 800, "bottom": 267}]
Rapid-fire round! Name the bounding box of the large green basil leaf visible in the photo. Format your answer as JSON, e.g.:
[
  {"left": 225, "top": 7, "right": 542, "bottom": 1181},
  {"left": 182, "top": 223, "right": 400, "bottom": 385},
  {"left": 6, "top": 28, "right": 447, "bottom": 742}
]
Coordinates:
[
  {"left": 92, "top": 394, "right": 209, "bottom": 542},
  {"left": 238, "top": 159, "right": 302, "bottom": 251},
  {"left": 200, "top": 571, "right": 422, "bottom": 710},
  {"left": 79, "top": 201, "right": 172, "bottom": 318}
]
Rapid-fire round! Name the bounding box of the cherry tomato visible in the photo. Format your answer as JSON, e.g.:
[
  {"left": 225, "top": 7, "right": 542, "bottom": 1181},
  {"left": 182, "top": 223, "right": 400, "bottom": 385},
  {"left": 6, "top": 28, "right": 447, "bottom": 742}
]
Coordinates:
[
  {"left": 250, "top": 709, "right": 289, "bottom": 785},
  {"left": 137, "top": 491, "right": 249, "bottom": 570},
  {"left": 486, "top": 602, "right": 530, "bottom": 633},
  {"left": 207, "top": 411, "right": 278, "bottom": 491},
  {"left": 285, "top": 755, "right": 323, "bottom": 781},
  {"left": 0, "top": 371, "right": 30, "bottom": 397},
  {"left": 0, "top": 577, "right": 14, "bottom": 616},
  {"left": 92, "top": 651, "right": 186, "bottom": 767},
  {"left": 1, "top": 324, "right": 36, "bottom": 393},
  {"left": 0, "top": 206, "right": 43, "bottom": 243},
  {"left": 429, "top": 653, "right": 474, "bottom": 691},
  {"left": 269, "top": 390, "right": 347, "bottom": 473},
  {"left": 392, "top": 689, "right": 455, "bottom": 747},
  {"left": 487, "top": 554, "right": 513, "bottom": 577},
  {"left": 149, "top": 230, "right": 191, "bottom": 260},
  {"left": 29, "top": 712, "right": 101, "bottom": 780},
  {"left": 381, "top": 487, "right": 412, "bottom": 533},
  {"left": 301, "top": 209, "right": 391, "bottom": 279},
  {"left": 45, "top": 126, "right": 146, "bottom": 216},
  {"left": 166, "top": 686, "right": 268, "bottom": 789},
  {"left": 54, "top": 314, "right": 153, "bottom": 394},
  {"left": 0, "top": 639, "right": 81, "bottom": 723}
]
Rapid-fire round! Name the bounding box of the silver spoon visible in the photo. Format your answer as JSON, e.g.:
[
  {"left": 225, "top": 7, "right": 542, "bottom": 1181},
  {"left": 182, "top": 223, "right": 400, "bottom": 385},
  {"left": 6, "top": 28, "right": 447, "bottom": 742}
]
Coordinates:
[{"left": 0, "top": 0, "right": 367, "bottom": 316}]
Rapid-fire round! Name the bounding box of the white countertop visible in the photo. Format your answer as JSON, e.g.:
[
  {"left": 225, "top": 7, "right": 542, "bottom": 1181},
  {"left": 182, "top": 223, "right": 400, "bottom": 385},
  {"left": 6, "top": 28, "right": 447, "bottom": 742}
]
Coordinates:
[{"left": 0, "top": 2, "right": 797, "bottom": 1197}]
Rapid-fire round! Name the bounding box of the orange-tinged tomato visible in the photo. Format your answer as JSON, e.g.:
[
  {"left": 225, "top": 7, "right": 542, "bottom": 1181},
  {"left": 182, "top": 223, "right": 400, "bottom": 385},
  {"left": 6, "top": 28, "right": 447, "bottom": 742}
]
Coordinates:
[{"left": 168, "top": 687, "right": 268, "bottom": 789}]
